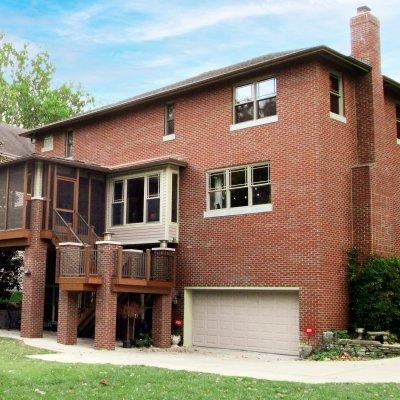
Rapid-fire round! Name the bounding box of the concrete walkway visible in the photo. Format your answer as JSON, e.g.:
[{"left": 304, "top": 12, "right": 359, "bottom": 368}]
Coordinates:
[{"left": 1, "top": 330, "right": 400, "bottom": 383}]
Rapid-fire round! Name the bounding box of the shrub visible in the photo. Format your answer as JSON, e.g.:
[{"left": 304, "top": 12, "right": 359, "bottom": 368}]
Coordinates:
[{"left": 349, "top": 250, "right": 400, "bottom": 335}]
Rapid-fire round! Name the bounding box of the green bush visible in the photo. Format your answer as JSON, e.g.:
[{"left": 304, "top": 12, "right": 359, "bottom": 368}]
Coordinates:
[{"left": 349, "top": 249, "right": 400, "bottom": 335}]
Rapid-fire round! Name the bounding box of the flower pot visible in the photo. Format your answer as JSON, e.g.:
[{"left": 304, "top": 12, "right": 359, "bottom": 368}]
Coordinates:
[{"left": 171, "top": 334, "right": 181, "bottom": 346}]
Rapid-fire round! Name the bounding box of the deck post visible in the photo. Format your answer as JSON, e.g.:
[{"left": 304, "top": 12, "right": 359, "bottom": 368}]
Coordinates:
[
  {"left": 152, "top": 292, "right": 172, "bottom": 348},
  {"left": 57, "top": 290, "right": 79, "bottom": 345},
  {"left": 20, "top": 197, "right": 47, "bottom": 338},
  {"left": 94, "top": 240, "right": 121, "bottom": 350}
]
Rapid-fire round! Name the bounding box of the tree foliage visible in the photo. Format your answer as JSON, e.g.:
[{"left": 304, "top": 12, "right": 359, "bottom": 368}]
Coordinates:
[
  {"left": 0, "top": 249, "right": 22, "bottom": 296},
  {"left": 0, "top": 33, "right": 94, "bottom": 128},
  {"left": 349, "top": 249, "right": 400, "bottom": 335}
]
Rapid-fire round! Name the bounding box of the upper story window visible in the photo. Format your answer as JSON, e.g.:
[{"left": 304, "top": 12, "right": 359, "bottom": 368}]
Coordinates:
[
  {"left": 42, "top": 134, "right": 53, "bottom": 152},
  {"left": 65, "top": 130, "right": 74, "bottom": 158},
  {"left": 111, "top": 174, "right": 161, "bottom": 226},
  {"left": 165, "top": 103, "right": 174, "bottom": 136},
  {"left": 234, "top": 78, "right": 277, "bottom": 124},
  {"left": 396, "top": 105, "right": 400, "bottom": 142},
  {"left": 206, "top": 163, "right": 271, "bottom": 217},
  {"left": 330, "top": 73, "right": 344, "bottom": 116}
]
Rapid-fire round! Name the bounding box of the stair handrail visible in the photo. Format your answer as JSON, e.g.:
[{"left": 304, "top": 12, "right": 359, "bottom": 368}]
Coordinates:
[
  {"left": 75, "top": 211, "right": 100, "bottom": 246},
  {"left": 52, "top": 209, "right": 82, "bottom": 244}
]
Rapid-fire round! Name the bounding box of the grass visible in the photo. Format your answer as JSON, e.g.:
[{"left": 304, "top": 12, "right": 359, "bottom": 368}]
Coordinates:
[{"left": 0, "top": 338, "right": 400, "bottom": 399}]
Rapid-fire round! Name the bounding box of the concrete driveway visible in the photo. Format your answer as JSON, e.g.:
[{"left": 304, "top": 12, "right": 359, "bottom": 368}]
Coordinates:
[{"left": 1, "top": 329, "right": 400, "bottom": 384}]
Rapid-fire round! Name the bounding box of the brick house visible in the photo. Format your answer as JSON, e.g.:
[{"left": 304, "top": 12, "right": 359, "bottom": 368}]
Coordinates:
[{"left": 0, "top": 7, "right": 398, "bottom": 355}]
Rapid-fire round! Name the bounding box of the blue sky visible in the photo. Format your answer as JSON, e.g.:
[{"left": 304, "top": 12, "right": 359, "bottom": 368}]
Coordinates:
[{"left": 1, "top": 0, "right": 399, "bottom": 107}]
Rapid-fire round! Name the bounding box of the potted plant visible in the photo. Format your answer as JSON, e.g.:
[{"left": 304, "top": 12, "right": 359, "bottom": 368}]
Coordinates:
[
  {"left": 121, "top": 300, "right": 142, "bottom": 348},
  {"left": 171, "top": 319, "right": 183, "bottom": 346}
]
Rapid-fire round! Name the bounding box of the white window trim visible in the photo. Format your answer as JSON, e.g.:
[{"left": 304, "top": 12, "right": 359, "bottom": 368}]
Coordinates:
[
  {"left": 232, "top": 77, "right": 277, "bottom": 129},
  {"left": 110, "top": 170, "right": 163, "bottom": 227},
  {"left": 205, "top": 162, "right": 271, "bottom": 218},
  {"left": 163, "top": 133, "right": 175, "bottom": 141},
  {"left": 204, "top": 203, "right": 272, "bottom": 218},
  {"left": 230, "top": 115, "right": 278, "bottom": 131},
  {"left": 329, "top": 112, "right": 347, "bottom": 124},
  {"left": 41, "top": 134, "right": 53, "bottom": 152},
  {"left": 329, "top": 72, "right": 344, "bottom": 118}
]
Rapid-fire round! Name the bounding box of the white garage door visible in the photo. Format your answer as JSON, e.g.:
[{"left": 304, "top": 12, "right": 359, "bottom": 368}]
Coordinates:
[{"left": 191, "top": 290, "right": 299, "bottom": 355}]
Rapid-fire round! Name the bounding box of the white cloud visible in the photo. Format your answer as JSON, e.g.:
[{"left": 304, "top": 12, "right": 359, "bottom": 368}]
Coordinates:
[{"left": 52, "top": 0, "right": 397, "bottom": 44}]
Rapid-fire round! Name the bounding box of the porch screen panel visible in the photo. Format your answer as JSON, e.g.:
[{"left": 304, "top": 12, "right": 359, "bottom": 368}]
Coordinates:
[
  {"left": 7, "top": 165, "right": 24, "bottom": 229},
  {"left": 90, "top": 178, "right": 105, "bottom": 235},
  {"left": 78, "top": 175, "right": 89, "bottom": 222},
  {"left": 0, "top": 169, "right": 7, "bottom": 230}
]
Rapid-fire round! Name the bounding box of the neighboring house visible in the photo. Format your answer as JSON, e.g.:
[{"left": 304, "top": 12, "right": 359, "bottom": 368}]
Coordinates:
[
  {"left": 0, "top": 7, "right": 398, "bottom": 355},
  {"left": 0, "top": 124, "right": 33, "bottom": 162}
]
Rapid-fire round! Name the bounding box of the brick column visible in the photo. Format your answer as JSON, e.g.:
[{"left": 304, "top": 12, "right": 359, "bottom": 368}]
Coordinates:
[
  {"left": 94, "top": 241, "right": 120, "bottom": 350},
  {"left": 21, "top": 198, "right": 47, "bottom": 338},
  {"left": 57, "top": 290, "right": 79, "bottom": 345},
  {"left": 152, "top": 292, "right": 172, "bottom": 348}
]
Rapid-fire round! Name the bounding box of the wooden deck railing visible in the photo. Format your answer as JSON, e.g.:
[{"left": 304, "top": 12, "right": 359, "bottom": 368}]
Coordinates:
[
  {"left": 56, "top": 246, "right": 100, "bottom": 280},
  {"left": 114, "top": 248, "right": 176, "bottom": 283}
]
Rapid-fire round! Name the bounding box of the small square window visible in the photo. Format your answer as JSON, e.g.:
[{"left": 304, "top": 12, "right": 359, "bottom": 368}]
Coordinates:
[{"left": 42, "top": 134, "right": 53, "bottom": 151}]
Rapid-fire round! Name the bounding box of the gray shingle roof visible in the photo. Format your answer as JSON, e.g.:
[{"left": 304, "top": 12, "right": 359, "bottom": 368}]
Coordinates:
[
  {"left": 0, "top": 124, "right": 33, "bottom": 159},
  {"left": 21, "top": 45, "right": 371, "bottom": 137}
]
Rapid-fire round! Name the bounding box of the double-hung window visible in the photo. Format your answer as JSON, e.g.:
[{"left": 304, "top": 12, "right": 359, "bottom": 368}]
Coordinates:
[
  {"left": 112, "top": 181, "right": 124, "bottom": 226},
  {"left": 206, "top": 163, "right": 271, "bottom": 216},
  {"left": 330, "top": 73, "right": 344, "bottom": 116},
  {"left": 146, "top": 175, "right": 160, "bottom": 222},
  {"left": 396, "top": 105, "right": 400, "bottom": 142},
  {"left": 234, "top": 78, "right": 277, "bottom": 124}
]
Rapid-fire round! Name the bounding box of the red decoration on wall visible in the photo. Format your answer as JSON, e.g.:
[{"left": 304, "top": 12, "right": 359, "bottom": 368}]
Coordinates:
[
  {"left": 174, "top": 319, "right": 183, "bottom": 327},
  {"left": 305, "top": 327, "right": 315, "bottom": 336}
]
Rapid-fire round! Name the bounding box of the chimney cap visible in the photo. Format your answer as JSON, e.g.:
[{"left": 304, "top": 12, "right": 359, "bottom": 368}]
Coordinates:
[{"left": 357, "top": 5, "right": 371, "bottom": 14}]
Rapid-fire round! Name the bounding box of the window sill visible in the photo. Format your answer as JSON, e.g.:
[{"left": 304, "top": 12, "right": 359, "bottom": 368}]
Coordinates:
[
  {"left": 41, "top": 147, "right": 53, "bottom": 152},
  {"left": 204, "top": 203, "right": 272, "bottom": 218},
  {"left": 230, "top": 115, "right": 278, "bottom": 132},
  {"left": 397, "top": 138, "right": 400, "bottom": 145},
  {"left": 163, "top": 134, "right": 175, "bottom": 141},
  {"left": 329, "top": 112, "right": 347, "bottom": 124}
]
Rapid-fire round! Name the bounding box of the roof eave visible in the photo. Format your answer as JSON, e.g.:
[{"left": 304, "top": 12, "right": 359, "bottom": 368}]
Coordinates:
[
  {"left": 383, "top": 75, "right": 400, "bottom": 97},
  {"left": 21, "top": 46, "right": 370, "bottom": 138}
]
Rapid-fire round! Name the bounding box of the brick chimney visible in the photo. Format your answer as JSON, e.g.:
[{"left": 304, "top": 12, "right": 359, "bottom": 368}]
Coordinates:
[{"left": 350, "top": 6, "right": 381, "bottom": 73}]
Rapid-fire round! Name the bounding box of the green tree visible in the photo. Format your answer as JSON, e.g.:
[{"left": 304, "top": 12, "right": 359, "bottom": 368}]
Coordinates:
[
  {"left": 0, "top": 33, "right": 94, "bottom": 128},
  {"left": 0, "top": 249, "right": 22, "bottom": 297}
]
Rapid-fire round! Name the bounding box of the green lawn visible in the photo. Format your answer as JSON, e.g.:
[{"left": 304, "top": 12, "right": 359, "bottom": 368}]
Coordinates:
[{"left": 0, "top": 338, "right": 399, "bottom": 399}]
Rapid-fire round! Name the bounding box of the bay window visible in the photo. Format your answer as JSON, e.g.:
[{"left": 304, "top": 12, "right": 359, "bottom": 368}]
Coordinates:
[
  {"left": 207, "top": 163, "right": 271, "bottom": 214},
  {"left": 111, "top": 174, "right": 161, "bottom": 226}
]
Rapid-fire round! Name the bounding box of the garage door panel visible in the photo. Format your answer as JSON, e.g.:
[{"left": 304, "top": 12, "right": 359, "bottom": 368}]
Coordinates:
[{"left": 191, "top": 290, "right": 299, "bottom": 355}]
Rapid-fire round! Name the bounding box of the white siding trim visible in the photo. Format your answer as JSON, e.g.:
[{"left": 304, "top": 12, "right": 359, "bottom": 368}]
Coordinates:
[
  {"left": 329, "top": 112, "right": 347, "bottom": 124},
  {"left": 204, "top": 203, "right": 272, "bottom": 218},
  {"left": 230, "top": 115, "right": 278, "bottom": 132},
  {"left": 163, "top": 134, "right": 175, "bottom": 141}
]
